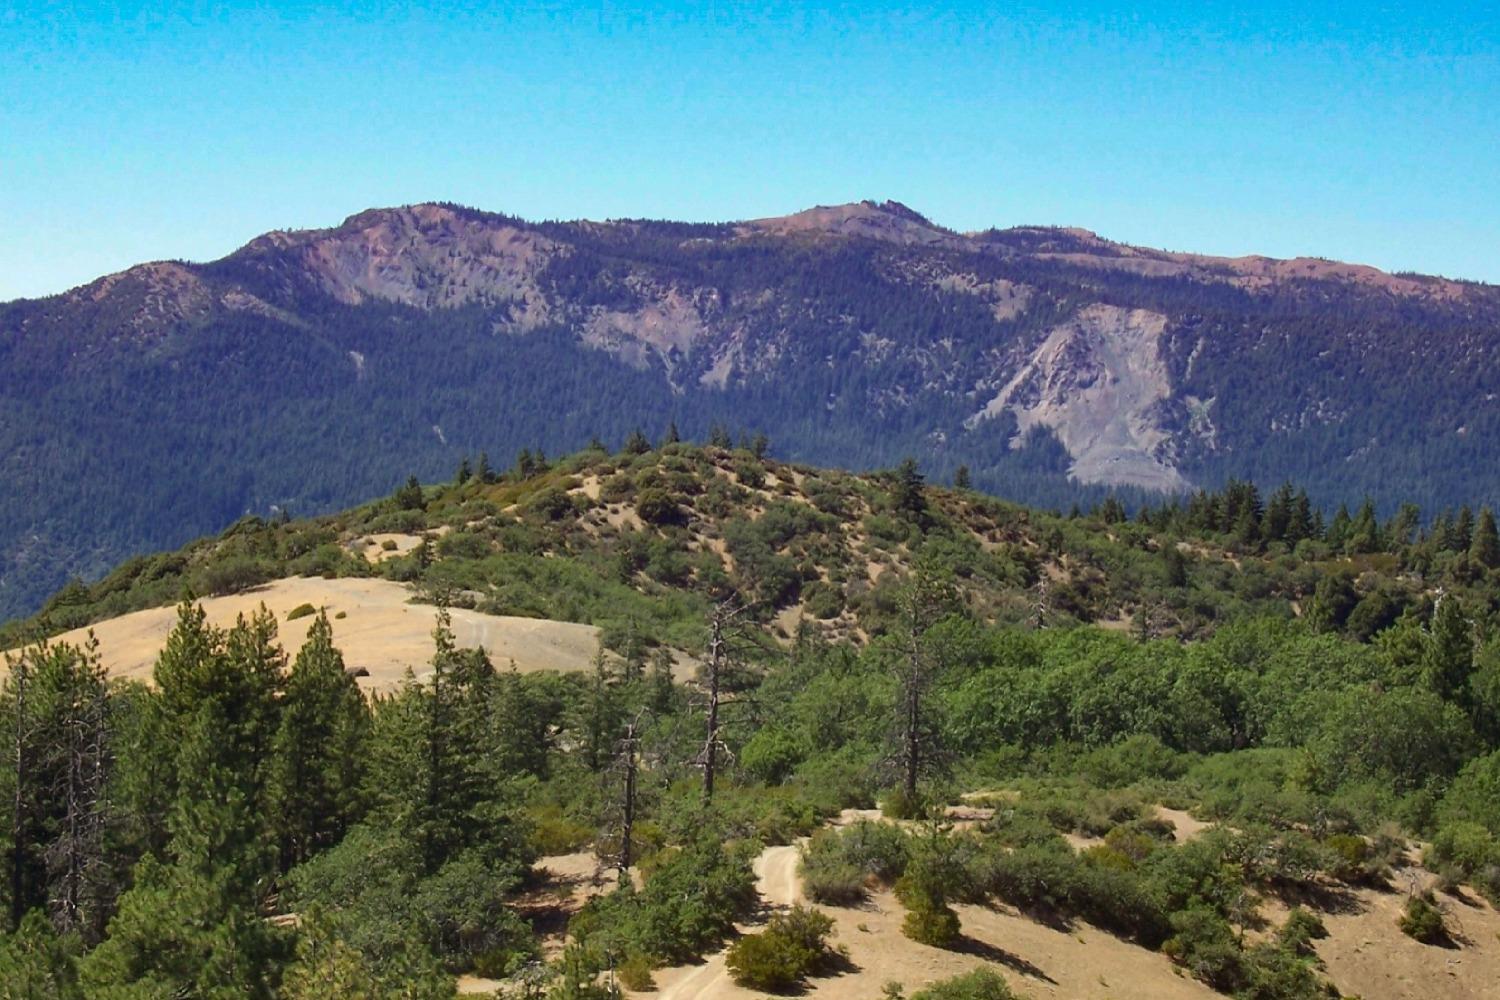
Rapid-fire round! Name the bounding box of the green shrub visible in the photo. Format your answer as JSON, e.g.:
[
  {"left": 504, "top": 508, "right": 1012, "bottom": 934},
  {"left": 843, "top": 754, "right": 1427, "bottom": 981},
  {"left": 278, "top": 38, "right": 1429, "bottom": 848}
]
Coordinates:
[
  {"left": 741, "top": 728, "right": 807, "bottom": 785},
  {"left": 800, "top": 821, "right": 910, "bottom": 905},
  {"left": 909, "top": 969, "right": 1016, "bottom": 1000},
  {"left": 895, "top": 859, "right": 962, "bottom": 949},
  {"left": 616, "top": 953, "right": 654, "bottom": 991},
  {"left": 1397, "top": 893, "right": 1448, "bottom": 944},
  {"left": 1437, "top": 749, "right": 1500, "bottom": 834},
  {"left": 1075, "top": 734, "right": 1187, "bottom": 787},
  {"left": 983, "top": 807, "right": 1067, "bottom": 849},
  {"left": 1241, "top": 939, "right": 1334, "bottom": 1000},
  {"left": 569, "top": 834, "right": 757, "bottom": 965},
  {"left": 734, "top": 461, "right": 766, "bottom": 489},
  {"left": 1427, "top": 822, "right": 1499, "bottom": 880},
  {"left": 636, "top": 488, "right": 682, "bottom": 526},
  {"left": 1277, "top": 906, "right": 1328, "bottom": 957},
  {"left": 436, "top": 530, "right": 492, "bottom": 560},
  {"left": 899, "top": 894, "right": 961, "bottom": 948},
  {"left": 286, "top": 602, "right": 317, "bottom": 621},
  {"left": 194, "top": 556, "right": 275, "bottom": 596},
  {"left": 1322, "top": 833, "right": 1387, "bottom": 885},
  {"left": 524, "top": 487, "right": 576, "bottom": 521},
  {"left": 882, "top": 786, "right": 927, "bottom": 820},
  {"left": 802, "top": 852, "right": 866, "bottom": 905},
  {"left": 1069, "top": 857, "right": 1172, "bottom": 946},
  {"left": 725, "top": 905, "right": 836, "bottom": 991},
  {"left": 802, "top": 580, "right": 844, "bottom": 620},
  {"left": 381, "top": 538, "right": 399, "bottom": 551},
  {"left": 526, "top": 804, "right": 595, "bottom": 855},
  {"left": 1163, "top": 905, "right": 1249, "bottom": 993},
  {"left": 599, "top": 472, "right": 634, "bottom": 503}
]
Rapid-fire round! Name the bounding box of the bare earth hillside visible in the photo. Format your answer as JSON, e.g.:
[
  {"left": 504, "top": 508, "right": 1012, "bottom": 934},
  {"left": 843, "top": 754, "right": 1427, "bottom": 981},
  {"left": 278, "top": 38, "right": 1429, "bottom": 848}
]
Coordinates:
[{"left": 25, "top": 577, "right": 601, "bottom": 693}]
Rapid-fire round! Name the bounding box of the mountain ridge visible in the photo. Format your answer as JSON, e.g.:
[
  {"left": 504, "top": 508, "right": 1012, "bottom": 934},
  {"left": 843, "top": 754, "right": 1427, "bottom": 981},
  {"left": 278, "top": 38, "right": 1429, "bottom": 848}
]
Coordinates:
[
  {"left": 3, "top": 198, "right": 1498, "bottom": 619},
  {"left": 28, "top": 198, "right": 1489, "bottom": 310}
]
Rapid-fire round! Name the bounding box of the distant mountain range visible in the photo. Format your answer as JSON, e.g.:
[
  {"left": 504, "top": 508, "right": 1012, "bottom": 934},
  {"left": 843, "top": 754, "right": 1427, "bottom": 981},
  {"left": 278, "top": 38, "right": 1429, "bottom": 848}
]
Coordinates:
[{"left": 3, "top": 199, "right": 1498, "bottom": 619}]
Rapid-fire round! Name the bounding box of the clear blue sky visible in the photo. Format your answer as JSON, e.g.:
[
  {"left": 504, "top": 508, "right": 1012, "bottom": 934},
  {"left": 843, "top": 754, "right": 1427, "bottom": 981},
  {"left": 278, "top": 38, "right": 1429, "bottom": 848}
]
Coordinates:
[{"left": 3, "top": 1, "right": 1497, "bottom": 300}]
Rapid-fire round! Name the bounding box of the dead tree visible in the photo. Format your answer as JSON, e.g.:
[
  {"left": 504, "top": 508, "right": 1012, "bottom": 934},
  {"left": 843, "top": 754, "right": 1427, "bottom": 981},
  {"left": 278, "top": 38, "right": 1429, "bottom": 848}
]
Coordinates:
[
  {"left": 7, "top": 650, "right": 30, "bottom": 932},
  {"left": 5, "top": 636, "right": 113, "bottom": 938},
  {"left": 697, "top": 597, "right": 753, "bottom": 806},
  {"left": 1030, "top": 574, "right": 1052, "bottom": 630},
  {"left": 598, "top": 710, "right": 647, "bottom": 881},
  {"left": 890, "top": 567, "right": 959, "bottom": 804},
  {"left": 45, "top": 637, "right": 111, "bottom": 940}
]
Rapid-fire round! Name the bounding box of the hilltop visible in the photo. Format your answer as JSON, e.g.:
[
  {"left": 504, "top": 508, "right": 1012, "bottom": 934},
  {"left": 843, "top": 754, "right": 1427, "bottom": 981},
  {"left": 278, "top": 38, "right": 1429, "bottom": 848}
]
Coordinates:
[
  {"left": 9, "top": 440, "right": 1497, "bottom": 670},
  {"left": 6, "top": 443, "right": 1500, "bottom": 999},
  {"left": 3, "top": 199, "right": 1499, "bottom": 618}
]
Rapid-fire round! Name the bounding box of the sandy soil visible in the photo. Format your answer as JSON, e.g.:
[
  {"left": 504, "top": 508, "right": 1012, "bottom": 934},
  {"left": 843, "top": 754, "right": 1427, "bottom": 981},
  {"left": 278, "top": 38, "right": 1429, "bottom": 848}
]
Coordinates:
[
  {"left": 353, "top": 532, "right": 425, "bottom": 563},
  {"left": 23, "top": 577, "right": 601, "bottom": 693},
  {"left": 1314, "top": 869, "right": 1500, "bottom": 1000},
  {"left": 642, "top": 839, "right": 1220, "bottom": 1000},
  {"left": 1156, "top": 806, "right": 1213, "bottom": 842},
  {"left": 465, "top": 810, "right": 1500, "bottom": 1000}
]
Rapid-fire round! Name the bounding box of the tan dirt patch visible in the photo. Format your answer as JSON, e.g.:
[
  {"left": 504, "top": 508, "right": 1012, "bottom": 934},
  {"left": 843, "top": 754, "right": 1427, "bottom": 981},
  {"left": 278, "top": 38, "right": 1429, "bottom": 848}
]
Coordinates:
[{"left": 21, "top": 577, "right": 601, "bottom": 693}]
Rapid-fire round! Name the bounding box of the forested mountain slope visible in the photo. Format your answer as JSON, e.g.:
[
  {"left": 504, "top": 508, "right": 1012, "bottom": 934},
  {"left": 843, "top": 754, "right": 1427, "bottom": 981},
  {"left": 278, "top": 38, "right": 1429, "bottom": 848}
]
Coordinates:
[{"left": 4, "top": 199, "right": 1499, "bottom": 618}]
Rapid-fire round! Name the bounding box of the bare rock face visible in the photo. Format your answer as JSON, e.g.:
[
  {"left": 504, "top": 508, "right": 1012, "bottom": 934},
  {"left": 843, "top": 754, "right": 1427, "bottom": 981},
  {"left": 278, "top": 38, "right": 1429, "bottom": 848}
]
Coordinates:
[
  {"left": 970, "top": 305, "right": 1194, "bottom": 492},
  {"left": 243, "top": 203, "right": 564, "bottom": 314}
]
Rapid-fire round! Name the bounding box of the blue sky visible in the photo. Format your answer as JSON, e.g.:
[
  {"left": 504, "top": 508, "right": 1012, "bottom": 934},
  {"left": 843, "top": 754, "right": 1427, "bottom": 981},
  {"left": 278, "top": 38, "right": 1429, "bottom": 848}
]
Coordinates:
[{"left": 2, "top": 2, "right": 1497, "bottom": 300}]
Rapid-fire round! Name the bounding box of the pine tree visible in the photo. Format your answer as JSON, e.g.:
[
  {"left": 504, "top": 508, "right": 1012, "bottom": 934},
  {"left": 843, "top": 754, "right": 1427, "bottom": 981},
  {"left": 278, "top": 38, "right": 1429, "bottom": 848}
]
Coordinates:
[
  {"left": 1263, "top": 483, "right": 1294, "bottom": 542},
  {"left": 1347, "top": 498, "right": 1382, "bottom": 553},
  {"left": 1454, "top": 506, "right": 1475, "bottom": 551},
  {"left": 4, "top": 638, "right": 114, "bottom": 938},
  {"left": 269, "top": 611, "right": 370, "bottom": 870},
  {"left": 1326, "top": 504, "right": 1352, "bottom": 548},
  {"left": 83, "top": 692, "right": 287, "bottom": 998},
  {"left": 1232, "top": 504, "right": 1261, "bottom": 549},
  {"left": 454, "top": 456, "right": 471, "bottom": 485},
  {"left": 394, "top": 476, "right": 425, "bottom": 511},
  {"left": 1162, "top": 544, "right": 1188, "bottom": 588},
  {"left": 661, "top": 421, "right": 680, "bottom": 446},
  {"left": 1470, "top": 508, "right": 1500, "bottom": 569},
  {"left": 618, "top": 619, "right": 646, "bottom": 684},
  {"left": 1422, "top": 596, "right": 1474, "bottom": 704},
  {"left": 647, "top": 648, "right": 676, "bottom": 715},
  {"left": 891, "top": 458, "right": 927, "bottom": 521},
  {"left": 623, "top": 429, "right": 652, "bottom": 455},
  {"left": 1388, "top": 502, "right": 1422, "bottom": 548},
  {"left": 953, "top": 465, "right": 971, "bottom": 490},
  {"left": 363, "top": 606, "right": 523, "bottom": 876},
  {"left": 1306, "top": 570, "right": 1358, "bottom": 634},
  {"left": 577, "top": 648, "right": 620, "bottom": 773}
]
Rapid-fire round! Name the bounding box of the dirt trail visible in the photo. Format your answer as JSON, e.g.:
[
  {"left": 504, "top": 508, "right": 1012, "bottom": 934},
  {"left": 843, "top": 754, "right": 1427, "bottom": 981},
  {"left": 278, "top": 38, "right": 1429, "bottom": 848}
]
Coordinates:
[
  {"left": 753, "top": 844, "right": 803, "bottom": 907},
  {"left": 14, "top": 577, "right": 601, "bottom": 693},
  {"left": 651, "top": 843, "right": 805, "bottom": 1000},
  {"left": 642, "top": 833, "right": 1219, "bottom": 1000}
]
